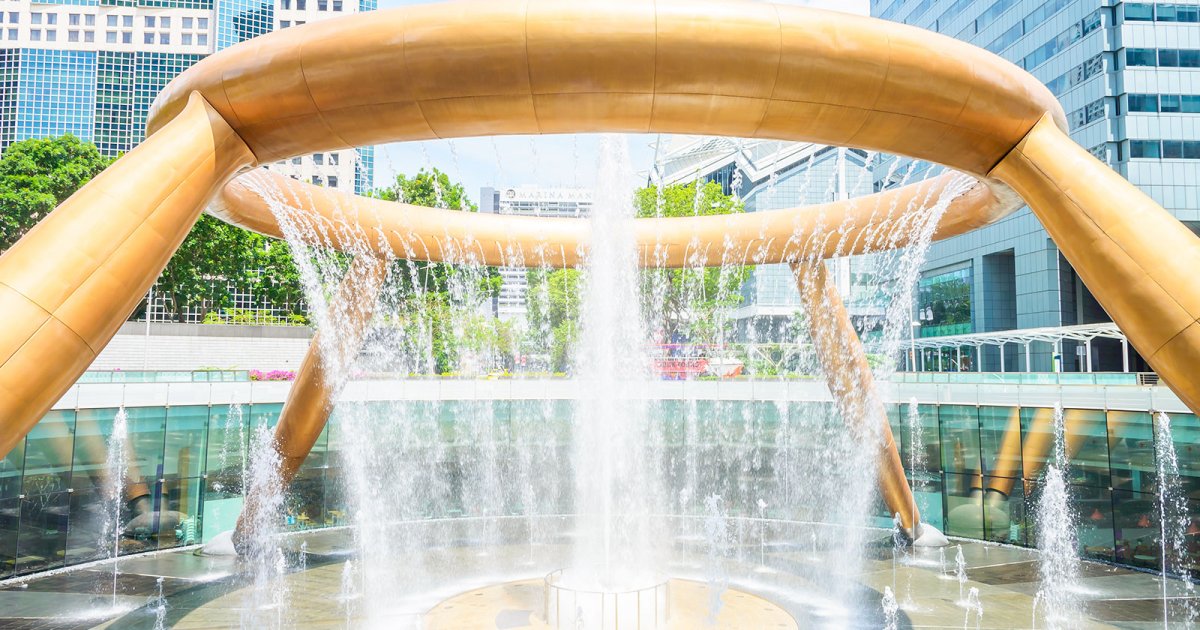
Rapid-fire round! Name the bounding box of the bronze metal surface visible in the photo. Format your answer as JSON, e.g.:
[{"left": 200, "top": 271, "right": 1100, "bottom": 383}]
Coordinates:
[{"left": 0, "top": 1, "right": 1196, "bottom": 551}]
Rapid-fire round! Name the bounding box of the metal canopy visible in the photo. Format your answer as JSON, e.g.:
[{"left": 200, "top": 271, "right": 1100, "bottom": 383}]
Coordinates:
[{"left": 905, "top": 323, "right": 1126, "bottom": 350}]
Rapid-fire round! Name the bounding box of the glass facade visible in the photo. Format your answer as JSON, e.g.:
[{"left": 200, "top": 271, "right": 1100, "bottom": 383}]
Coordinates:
[
  {"left": 916, "top": 265, "right": 973, "bottom": 337},
  {"left": 873, "top": 0, "right": 1200, "bottom": 372},
  {"left": 3, "top": 398, "right": 1197, "bottom": 580}
]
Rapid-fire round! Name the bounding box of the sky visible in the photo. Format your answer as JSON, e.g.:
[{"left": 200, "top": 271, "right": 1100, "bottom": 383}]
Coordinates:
[{"left": 371, "top": 0, "right": 871, "bottom": 204}]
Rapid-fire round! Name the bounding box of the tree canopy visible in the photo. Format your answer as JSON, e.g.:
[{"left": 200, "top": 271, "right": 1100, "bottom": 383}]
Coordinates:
[
  {"left": 0, "top": 135, "right": 113, "bottom": 251},
  {"left": 634, "top": 180, "right": 753, "bottom": 344}
]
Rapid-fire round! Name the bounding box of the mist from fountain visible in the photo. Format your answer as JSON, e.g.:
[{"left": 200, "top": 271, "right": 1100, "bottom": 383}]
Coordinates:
[{"left": 240, "top": 421, "right": 287, "bottom": 629}]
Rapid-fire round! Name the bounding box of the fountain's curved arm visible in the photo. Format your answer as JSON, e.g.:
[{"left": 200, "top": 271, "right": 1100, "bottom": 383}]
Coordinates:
[
  {"left": 211, "top": 169, "right": 1020, "bottom": 269},
  {"left": 992, "top": 114, "right": 1200, "bottom": 422},
  {"left": 0, "top": 92, "right": 255, "bottom": 461}
]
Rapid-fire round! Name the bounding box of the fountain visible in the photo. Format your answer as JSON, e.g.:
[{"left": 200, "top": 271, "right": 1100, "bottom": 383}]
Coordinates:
[
  {"left": 99, "top": 407, "right": 129, "bottom": 609},
  {"left": 1153, "top": 411, "right": 1197, "bottom": 626},
  {"left": 1033, "top": 404, "right": 1082, "bottom": 629}
]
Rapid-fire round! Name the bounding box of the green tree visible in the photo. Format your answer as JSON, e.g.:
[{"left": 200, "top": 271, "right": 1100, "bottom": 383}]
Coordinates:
[
  {"left": 0, "top": 135, "right": 113, "bottom": 251},
  {"left": 633, "top": 181, "right": 753, "bottom": 344},
  {"left": 524, "top": 268, "right": 582, "bottom": 372},
  {"left": 374, "top": 168, "right": 502, "bottom": 373},
  {"left": 155, "top": 216, "right": 307, "bottom": 323}
]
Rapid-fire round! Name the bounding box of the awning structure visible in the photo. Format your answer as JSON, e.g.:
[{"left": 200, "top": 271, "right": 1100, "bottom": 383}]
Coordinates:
[{"left": 901, "top": 323, "right": 1134, "bottom": 373}]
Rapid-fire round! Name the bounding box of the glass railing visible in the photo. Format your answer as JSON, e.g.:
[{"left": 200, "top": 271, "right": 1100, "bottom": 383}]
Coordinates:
[
  {"left": 891, "top": 372, "right": 1144, "bottom": 386},
  {"left": 76, "top": 370, "right": 250, "bottom": 384}
]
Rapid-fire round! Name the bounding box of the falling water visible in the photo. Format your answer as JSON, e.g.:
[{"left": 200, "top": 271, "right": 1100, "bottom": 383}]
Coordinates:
[
  {"left": 569, "top": 134, "right": 658, "bottom": 590},
  {"left": 1033, "top": 404, "right": 1081, "bottom": 629},
  {"left": 240, "top": 421, "right": 287, "bottom": 629},
  {"left": 100, "top": 407, "right": 129, "bottom": 609},
  {"left": 1153, "top": 411, "right": 1196, "bottom": 627}
]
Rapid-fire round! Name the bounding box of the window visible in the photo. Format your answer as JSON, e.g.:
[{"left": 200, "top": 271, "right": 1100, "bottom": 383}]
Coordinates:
[
  {"left": 122, "top": 15, "right": 132, "bottom": 27},
  {"left": 145, "top": 15, "right": 154, "bottom": 28},
  {"left": 1163, "top": 141, "right": 1184, "bottom": 159},
  {"left": 1127, "top": 48, "right": 1157, "bottom": 66},
  {"left": 333, "top": 0, "right": 342, "bottom": 10},
  {"left": 8, "top": 12, "right": 17, "bottom": 24},
  {"left": 1182, "top": 50, "right": 1200, "bottom": 67},
  {"left": 313, "top": 153, "right": 323, "bottom": 165},
  {"left": 1184, "top": 95, "right": 1200, "bottom": 113},
  {"left": 1162, "top": 94, "right": 1182, "bottom": 113},
  {"left": 318, "top": 0, "right": 327, "bottom": 10},
  {"left": 182, "top": 17, "right": 192, "bottom": 29},
  {"left": 107, "top": 14, "right": 117, "bottom": 27},
  {"left": 5, "top": 29, "right": 13, "bottom": 40},
  {"left": 122, "top": 30, "right": 130, "bottom": 43},
  {"left": 312, "top": 176, "right": 323, "bottom": 186},
  {"left": 45, "top": 30, "right": 55, "bottom": 41},
  {"left": 159, "top": 32, "right": 169, "bottom": 44},
  {"left": 1126, "top": 3, "right": 1154, "bottom": 21},
  {"left": 68, "top": 29, "right": 78, "bottom": 42},
  {"left": 46, "top": 13, "right": 57, "bottom": 25},
  {"left": 69, "top": 13, "right": 79, "bottom": 26},
  {"left": 291, "top": 156, "right": 302, "bottom": 165},
  {"left": 197, "top": 33, "right": 207, "bottom": 46},
  {"left": 1158, "top": 4, "right": 1200, "bottom": 23},
  {"left": 30, "top": 29, "right": 40, "bottom": 41},
  {"left": 329, "top": 153, "right": 339, "bottom": 166},
  {"left": 198, "top": 17, "right": 207, "bottom": 29},
  {"left": 1186, "top": 141, "right": 1200, "bottom": 159},
  {"left": 182, "top": 33, "right": 192, "bottom": 45},
  {"left": 1130, "top": 140, "right": 1161, "bottom": 158},
  {"left": 85, "top": 31, "right": 93, "bottom": 42},
  {"left": 31, "top": 12, "right": 42, "bottom": 24},
  {"left": 280, "top": 19, "right": 290, "bottom": 27},
  {"left": 282, "top": 0, "right": 291, "bottom": 8},
  {"left": 297, "top": 0, "right": 306, "bottom": 10},
  {"left": 160, "top": 16, "right": 170, "bottom": 28},
  {"left": 144, "top": 32, "right": 154, "bottom": 44},
  {"left": 85, "top": 14, "right": 94, "bottom": 26},
  {"left": 327, "top": 176, "right": 338, "bottom": 188},
  {"left": 1128, "top": 94, "right": 1158, "bottom": 112}
]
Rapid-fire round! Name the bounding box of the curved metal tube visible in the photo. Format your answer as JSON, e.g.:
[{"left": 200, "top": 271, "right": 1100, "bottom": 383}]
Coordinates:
[{"left": 0, "top": 1, "right": 1194, "bottom": 553}]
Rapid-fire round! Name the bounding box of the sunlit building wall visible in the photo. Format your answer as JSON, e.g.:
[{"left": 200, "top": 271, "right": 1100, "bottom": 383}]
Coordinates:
[
  {"left": 872, "top": 0, "right": 1200, "bottom": 372},
  {"left": 0, "top": 0, "right": 373, "bottom": 195}
]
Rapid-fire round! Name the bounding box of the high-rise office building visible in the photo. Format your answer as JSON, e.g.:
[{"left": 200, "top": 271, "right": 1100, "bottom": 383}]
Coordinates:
[
  {"left": 652, "top": 137, "right": 886, "bottom": 341},
  {"left": 872, "top": 0, "right": 1200, "bottom": 372},
  {"left": 0, "top": 0, "right": 374, "bottom": 194},
  {"left": 480, "top": 186, "right": 594, "bottom": 321}
]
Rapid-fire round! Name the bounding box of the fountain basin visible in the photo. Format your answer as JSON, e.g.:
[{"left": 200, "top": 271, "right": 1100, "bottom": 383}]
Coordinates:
[{"left": 545, "top": 569, "right": 669, "bottom": 630}]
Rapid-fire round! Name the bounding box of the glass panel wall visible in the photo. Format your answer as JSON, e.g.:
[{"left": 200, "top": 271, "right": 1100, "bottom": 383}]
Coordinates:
[{"left": 1, "top": 399, "right": 1197, "bottom": 580}]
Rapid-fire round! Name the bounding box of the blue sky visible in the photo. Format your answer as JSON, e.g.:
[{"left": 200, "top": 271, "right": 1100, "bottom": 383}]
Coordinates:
[{"left": 371, "top": 0, "right": 870, "bottom": 203}]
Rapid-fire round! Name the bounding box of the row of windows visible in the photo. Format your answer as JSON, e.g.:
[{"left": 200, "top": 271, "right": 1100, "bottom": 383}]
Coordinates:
[
  {"left": 1127, "top": 47, "right": 1200, "bottom": 68},
  {"left": 984, "top": 0, "right": 1075, "bottom": 56},
  {"left": 1068, "top": 97, "right": 1106, "bottom": 131},
  {"left": 1125, "top": 3, "right": 1200, "bottom": 23},
  {"left": 1044, "top": 53, "right": 1105, "bottom": 97},
  {"left": 1129, "top": 139, "right": 1200, "bottom": 159},
  {"left": 1020, "top": 10, "right": 1102, "bottom": 71},
  {"left": 1127, "top": 93, "right": 1200, "bottom": 114},
  {"left": 279, "top": 0, "right": 344, "bottom": 10}
]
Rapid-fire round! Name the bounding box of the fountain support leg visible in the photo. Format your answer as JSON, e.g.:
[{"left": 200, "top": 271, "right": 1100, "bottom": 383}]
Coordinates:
[
  {"left": 0, "top": 92, "right": 254, "bottom": 462},
  {"left": 229, "top": 254, "right": 389, "bottom": 552},
  {"left": 790, "top": 260, "right": 932, "bottom": 542}
]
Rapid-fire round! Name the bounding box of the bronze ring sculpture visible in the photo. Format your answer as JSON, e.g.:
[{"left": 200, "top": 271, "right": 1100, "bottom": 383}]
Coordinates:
[{"left": 2, "top": 0, "right": 1198, "bottom": 540}]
